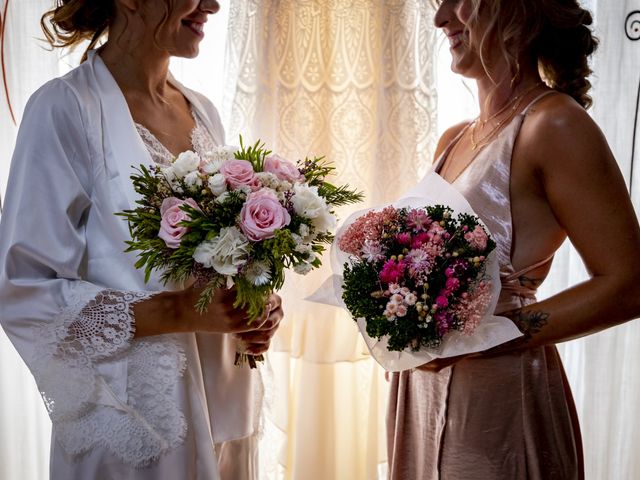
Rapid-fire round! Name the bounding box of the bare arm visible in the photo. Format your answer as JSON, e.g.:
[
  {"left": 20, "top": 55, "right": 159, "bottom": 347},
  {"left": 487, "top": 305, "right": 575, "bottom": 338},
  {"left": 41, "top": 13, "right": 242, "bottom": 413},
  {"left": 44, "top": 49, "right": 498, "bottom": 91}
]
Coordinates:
[{"left": 501, "top": 98, "right": 640, "bottom": 348}]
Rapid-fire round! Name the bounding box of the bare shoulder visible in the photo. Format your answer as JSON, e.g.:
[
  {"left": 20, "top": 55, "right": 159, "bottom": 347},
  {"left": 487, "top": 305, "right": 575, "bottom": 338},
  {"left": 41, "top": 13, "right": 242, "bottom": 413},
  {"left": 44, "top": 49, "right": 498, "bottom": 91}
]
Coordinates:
[
  {"left": 518, "top": 92, "right": 614, "bottom": 174},
  {"left": 434, "top": 120, "right": 472, "bottom": 163}
]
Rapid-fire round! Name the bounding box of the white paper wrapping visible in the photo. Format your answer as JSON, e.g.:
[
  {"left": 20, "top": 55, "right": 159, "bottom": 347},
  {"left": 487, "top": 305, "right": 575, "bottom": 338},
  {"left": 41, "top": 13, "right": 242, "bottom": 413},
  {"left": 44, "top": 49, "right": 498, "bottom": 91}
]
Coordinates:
[{"left": 307, "top": 171, "right": 523, "bottom": 372}]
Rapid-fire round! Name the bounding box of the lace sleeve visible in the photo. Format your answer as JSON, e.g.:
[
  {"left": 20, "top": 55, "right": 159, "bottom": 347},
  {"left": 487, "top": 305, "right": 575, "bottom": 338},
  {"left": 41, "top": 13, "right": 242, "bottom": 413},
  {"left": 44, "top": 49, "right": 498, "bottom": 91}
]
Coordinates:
[{"left": 31, "top": 284, "right": 187, "bottom": 467}]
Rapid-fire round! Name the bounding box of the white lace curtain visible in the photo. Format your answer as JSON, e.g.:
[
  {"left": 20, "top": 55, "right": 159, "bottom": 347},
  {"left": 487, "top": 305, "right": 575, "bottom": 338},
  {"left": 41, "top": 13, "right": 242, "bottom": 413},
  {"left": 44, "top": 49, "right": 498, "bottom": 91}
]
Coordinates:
[{"left": 222, "top": 1, "right": 437, "bottom": 478}]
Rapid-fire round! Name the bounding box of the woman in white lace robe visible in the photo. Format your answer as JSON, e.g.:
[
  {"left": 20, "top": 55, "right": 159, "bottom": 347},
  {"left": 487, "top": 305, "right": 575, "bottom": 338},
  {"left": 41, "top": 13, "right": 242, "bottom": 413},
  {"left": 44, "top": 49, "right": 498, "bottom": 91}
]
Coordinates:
[{"left": 0, "top": 1, "right": 280, "bottom": 478}]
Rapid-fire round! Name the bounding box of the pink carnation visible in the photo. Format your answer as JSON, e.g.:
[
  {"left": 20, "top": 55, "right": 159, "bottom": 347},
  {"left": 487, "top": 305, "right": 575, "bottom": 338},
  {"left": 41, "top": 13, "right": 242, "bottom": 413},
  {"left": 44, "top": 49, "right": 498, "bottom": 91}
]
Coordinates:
[
  {"left": 464, "top": 225, "right": 489, "bottom": 251},
  {"left": 411, "top": 232, "right": 431, "bottom": 249},
  {"left": 379, "top": 259, "right": 405, "bottom": 284},
  {"left": 435, "top": 295, "right": 449, "bottom": 309},
  {"left": 158, "top": 197, "right": 199, "bottom": 249},
  {"left": 396, "top": 232, "right": 411, "bottom": 245}
]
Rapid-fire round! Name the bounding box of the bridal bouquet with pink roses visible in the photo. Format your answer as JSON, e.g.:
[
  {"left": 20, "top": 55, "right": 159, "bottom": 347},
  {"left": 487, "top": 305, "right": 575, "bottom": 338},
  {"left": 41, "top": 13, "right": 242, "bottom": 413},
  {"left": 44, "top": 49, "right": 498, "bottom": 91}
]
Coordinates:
[{"left": 120, "top": 138, "right": 362, "bottom": 365}]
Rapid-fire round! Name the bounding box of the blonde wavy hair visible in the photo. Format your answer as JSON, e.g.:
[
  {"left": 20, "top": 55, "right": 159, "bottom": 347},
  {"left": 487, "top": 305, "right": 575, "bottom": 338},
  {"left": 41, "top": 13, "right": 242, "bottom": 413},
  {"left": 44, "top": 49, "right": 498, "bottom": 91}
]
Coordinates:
[{"left": 463, "top": 0, "right": 598, "bottom": 109}]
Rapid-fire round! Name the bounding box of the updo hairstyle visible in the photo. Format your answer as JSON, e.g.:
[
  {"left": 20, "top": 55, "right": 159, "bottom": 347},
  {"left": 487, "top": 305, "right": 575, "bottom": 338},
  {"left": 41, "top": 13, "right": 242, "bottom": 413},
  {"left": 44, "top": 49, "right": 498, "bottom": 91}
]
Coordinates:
[{"left": 468, "top": 0, "right": 598, "bottom": 109}]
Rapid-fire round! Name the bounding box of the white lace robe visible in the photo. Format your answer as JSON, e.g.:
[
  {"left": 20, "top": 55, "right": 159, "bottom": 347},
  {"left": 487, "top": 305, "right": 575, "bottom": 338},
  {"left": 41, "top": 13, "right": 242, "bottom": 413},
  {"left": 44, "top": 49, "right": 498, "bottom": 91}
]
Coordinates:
[{"left": 0, "top": 51, "right": 258, "bottom": 479}]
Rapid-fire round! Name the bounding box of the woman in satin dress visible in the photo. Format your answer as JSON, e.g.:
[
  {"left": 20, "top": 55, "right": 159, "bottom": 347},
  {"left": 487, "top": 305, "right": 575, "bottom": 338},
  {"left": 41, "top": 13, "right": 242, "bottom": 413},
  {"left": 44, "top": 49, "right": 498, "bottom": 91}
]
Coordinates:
[
  {"left": 387, "top": 1, "right": 640, "bottom": 479},
  {"left": 0, "top": 1, "right": 281, "bottom": 478}
]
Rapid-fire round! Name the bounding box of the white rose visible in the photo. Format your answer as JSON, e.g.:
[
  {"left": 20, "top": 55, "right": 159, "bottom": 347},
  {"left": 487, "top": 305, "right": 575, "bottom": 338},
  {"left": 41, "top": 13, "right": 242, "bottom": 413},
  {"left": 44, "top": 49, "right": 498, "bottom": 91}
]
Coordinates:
[
  {"left": 208, "top": 173, "right": 227, "bottom": 196},
  {"left": 172, "top": 150, "right": 200, "bottom": 178},
  {"left": 193, "top": 227, "right": 250, "bottom": 276},
  {"left": 291, "top": 184, "right": 337, "bottom": 232},
  {"left": 184, "top": 171, "right": 203, "bottom": 188}
]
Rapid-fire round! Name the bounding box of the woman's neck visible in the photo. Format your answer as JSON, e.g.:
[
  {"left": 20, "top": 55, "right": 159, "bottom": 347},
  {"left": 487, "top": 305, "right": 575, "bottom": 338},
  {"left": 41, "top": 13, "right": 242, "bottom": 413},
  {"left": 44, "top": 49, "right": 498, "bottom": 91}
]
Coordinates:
[
  {"left": 475, "top": 60, "right": 542, "bottom": 120},
  {"left": 99, "top": 39, "right": 172, "bottom": 106}
]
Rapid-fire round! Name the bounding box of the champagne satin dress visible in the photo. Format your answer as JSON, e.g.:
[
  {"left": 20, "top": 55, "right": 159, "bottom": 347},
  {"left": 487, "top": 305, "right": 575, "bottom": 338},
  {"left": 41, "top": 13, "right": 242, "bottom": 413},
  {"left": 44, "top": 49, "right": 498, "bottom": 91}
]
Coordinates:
[{"left": 386, "top": 93, "right": 583, "bottom": 480}]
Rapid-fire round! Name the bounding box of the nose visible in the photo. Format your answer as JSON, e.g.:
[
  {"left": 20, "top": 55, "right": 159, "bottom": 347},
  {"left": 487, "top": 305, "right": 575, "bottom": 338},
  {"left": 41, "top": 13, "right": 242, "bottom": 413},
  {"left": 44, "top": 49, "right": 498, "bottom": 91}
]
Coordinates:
[
  {"left": 199, "top": 0, "right": 221, "bottom": 14},
  {"left": 434, "top": 1, "right": 450, "bottom": 29}
]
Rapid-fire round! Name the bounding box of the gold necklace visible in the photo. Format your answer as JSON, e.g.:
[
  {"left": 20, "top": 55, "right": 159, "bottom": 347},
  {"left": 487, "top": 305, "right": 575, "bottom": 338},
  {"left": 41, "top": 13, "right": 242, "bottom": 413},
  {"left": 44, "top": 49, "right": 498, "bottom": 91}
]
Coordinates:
[{"left": 470, "top": 82, "right": 543, "bottom": 151}]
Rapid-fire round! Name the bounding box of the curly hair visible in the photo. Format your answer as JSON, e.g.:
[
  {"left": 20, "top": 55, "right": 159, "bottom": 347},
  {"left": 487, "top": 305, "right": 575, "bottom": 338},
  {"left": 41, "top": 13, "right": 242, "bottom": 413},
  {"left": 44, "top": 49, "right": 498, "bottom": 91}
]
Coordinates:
[
  {"left": 467, "top": 0, "right": 598, "bottom": 109},
  {"left": 40, "top": 0, "right": 176, "bottom": 62}
]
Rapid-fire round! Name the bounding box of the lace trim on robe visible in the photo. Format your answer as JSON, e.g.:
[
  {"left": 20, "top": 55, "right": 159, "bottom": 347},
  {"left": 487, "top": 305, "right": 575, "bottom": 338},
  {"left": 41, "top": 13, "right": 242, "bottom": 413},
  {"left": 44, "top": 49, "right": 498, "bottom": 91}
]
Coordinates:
[{"left": 32, "top": 284, "right": 187, "bottom": 467}]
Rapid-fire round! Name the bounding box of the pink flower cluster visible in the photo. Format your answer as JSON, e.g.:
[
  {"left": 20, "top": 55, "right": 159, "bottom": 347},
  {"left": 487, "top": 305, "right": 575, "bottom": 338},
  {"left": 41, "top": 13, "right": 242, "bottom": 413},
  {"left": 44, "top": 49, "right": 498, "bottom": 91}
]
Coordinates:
[
  {"left": 338, "top": 206, "right": 398, "bottom": 256},
  {"left": 383, "top": 284, "right": 418, "bottom": 320},
  {"left": 464, "top": 225, "right": 489, "bottom": 251},
  {"left": 340, "top": 204, "right": 495, "bottom": 349},
  {"left": 453, "top": 281, "right": 492, "bottom": 335}
]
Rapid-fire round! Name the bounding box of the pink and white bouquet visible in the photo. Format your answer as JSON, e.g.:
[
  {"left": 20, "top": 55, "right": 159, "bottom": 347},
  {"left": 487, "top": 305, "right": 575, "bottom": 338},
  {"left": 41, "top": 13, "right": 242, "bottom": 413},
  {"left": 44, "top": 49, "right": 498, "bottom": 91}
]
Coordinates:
[
  {"left": 339, "top": 205, "right": 495, "bottom": 353},
  {"left": 120, "top": 138, "right": 363, "bottom": 366},
  {"left": 308, "top": 171, "right": 523, "bottom": 371}
]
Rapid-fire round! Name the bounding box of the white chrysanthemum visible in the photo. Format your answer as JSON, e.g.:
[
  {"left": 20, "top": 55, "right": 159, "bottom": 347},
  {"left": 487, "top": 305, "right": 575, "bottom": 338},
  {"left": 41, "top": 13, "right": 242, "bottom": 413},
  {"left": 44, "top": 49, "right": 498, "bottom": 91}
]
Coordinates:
[
  {"left": 245, "top": 261, "right": 272, "bottom": 286},
  {"left": 193, "top": 227, "right": 250, "bottom": 276},
  {"left": 208, "top": 173, "right": 227, "bottom": 196},
  {"left": 201, "top": 145, "right": 239, "bottom": 173},
  {"left": 184, "top": 171, "right": 203, "bottom": 188},
  {"left": 291, "top": 184, "right": 336, "bottom": 233},
  {"left": 255, "top": 172, "right": 278, "bottom": 187},
  {"left": 172, "top": 150, "right": 200, "bottom": 178}
]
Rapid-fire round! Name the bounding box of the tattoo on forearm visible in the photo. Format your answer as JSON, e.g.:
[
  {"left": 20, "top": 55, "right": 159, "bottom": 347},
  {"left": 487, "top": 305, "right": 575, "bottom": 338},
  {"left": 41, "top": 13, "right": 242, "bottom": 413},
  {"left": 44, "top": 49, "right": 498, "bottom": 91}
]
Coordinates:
[{"left": 503, "top": 308, "right": 550, "bottom": 340}]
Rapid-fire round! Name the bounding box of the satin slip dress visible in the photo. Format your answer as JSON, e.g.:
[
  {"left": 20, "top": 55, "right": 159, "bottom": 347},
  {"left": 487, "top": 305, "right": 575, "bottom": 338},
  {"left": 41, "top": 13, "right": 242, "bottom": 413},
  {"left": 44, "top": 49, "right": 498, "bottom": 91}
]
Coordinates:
[{"left": 386, "top": 92, "right": 583, "bottom": 480}]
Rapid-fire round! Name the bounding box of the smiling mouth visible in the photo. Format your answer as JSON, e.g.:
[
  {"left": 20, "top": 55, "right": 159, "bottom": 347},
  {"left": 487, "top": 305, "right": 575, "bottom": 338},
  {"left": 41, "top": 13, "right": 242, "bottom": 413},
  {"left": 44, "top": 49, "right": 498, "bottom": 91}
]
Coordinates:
[
  {"left": 183, "top": 20, "right": 205, "bottom": 37},
  {"left": 448, "top": 32, "right": 464, "bottom": 49}
]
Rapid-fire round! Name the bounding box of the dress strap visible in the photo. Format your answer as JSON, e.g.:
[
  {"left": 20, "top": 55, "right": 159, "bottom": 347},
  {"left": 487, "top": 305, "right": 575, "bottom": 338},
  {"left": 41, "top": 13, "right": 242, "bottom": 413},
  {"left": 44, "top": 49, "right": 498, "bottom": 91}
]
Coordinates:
[
  {"left": 500, "top": 253, "right": 555, "bottom": 300},
  {"left": 504, "top": 253, "right": 555, "bottom": 282},
  {"left": 521, "top": 90, "right": 556, "bottom": 116}
]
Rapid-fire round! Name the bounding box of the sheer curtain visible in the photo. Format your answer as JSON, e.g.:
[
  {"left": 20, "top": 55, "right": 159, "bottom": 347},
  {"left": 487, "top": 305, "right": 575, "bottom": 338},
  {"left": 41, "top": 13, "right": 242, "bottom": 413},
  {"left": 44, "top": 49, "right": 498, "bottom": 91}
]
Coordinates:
[
  {"left": 222, "top": 1, "right": 437, "bottom": 478},
  {"left": 537, "top": 1, "right": 640, "bottom": 479}
]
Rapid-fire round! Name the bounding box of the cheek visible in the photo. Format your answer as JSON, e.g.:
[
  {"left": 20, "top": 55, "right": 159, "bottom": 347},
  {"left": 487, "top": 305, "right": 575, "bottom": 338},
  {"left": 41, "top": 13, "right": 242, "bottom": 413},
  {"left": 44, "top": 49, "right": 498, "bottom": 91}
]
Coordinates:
[{"left": 456, "top": 0, "right": 474, "bottom": 24}]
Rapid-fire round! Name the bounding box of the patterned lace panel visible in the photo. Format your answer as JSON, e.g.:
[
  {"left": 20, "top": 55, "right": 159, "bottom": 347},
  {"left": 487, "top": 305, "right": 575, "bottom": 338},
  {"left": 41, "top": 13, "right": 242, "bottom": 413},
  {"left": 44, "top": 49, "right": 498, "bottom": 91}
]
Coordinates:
[
  {"left": 32, "top": 284, "right": 187, "bottom": 466},
  {"left": 135, "top": 107, "right": 217, "bottom": 165}
]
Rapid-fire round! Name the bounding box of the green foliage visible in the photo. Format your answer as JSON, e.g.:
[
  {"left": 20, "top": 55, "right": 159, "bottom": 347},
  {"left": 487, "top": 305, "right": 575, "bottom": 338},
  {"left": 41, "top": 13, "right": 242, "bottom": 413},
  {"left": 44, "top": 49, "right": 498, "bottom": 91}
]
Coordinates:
[{"left": 236, "top": 136, "right": 271, "bottom": 172}]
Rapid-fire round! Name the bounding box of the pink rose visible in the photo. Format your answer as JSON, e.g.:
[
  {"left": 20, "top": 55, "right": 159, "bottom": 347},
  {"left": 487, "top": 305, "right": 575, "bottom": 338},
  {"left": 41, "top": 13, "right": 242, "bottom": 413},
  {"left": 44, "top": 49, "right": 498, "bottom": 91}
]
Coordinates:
[
  {"left": 158, "top": 197, "right": 199, "bottom": 249},
  {"left": 263, "top": 154, "right": 304, "bottom": 183},
  {"left": 464, "top": 225, "right": 488, "bottom": 251},
  {"left": 220, "top": 159, "right": 259, "bottom": 190},
  {"left": 240, "top": 189, "right": 291, "bottom": 241}
]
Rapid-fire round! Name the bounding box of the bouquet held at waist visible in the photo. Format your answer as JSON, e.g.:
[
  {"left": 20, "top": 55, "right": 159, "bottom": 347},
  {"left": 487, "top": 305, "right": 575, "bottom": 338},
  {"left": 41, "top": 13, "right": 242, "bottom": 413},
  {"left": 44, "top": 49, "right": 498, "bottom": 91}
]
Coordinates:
[{"left": 120, "top": 137, "right": 363, "bottom": 367}]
